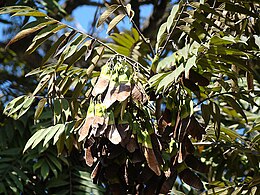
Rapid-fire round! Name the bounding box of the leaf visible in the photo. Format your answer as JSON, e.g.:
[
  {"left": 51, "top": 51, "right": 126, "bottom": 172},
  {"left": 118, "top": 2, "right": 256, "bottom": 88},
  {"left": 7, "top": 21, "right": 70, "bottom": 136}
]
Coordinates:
[
  {"left": 224, "top": 95, "right": 248, "bottom": 123},
  {"left": 221, "top": 126, "right": 243, "bottom": 141},
  {"left": 224, "top": 3, "right": 258, "bottom": 18},
  {"left": 210, "top": 102, "right": 221, "bottom": 140},
  {"left": 210, "top": 35, "right": 236, "bottom": 45},
  {"left": 18, "top": 96, "right": 35, "bottom": 118},
  {"left": 185, "top": 55, "right": 196, "bottom": 77},
  {"left": 3, "top": 95, "right": 25, "bottom": 114},
  {"left": 107, "top": 14, "right": 126, "bottom": 34},
  {"left": 166, "top": 4, "right": 179, "bottom": 33},
  {"left": 131, "top": 28, "right": 139, "bottom": 42},
  {"left": 6, "top": 96, "right": 27, "bottom": 117},
  {"left": 246, "top": 124, "right": 260, "bottom": 134},
  {"left": 23, "top": 129, "right": 47, "bottom": 152},
  {"left": 155, "top": 22, "right": 167, "bottom": 53},
  {"left": 201, "top": 104, "right": 210, "bottom": 126},
  {"left": 46, "top": 159, "right": 58, "bottom": 178},
  {"left": 33, "top": 74, "right": 51, "bottom": 95},
  {"left": 47, "top": 153, "right": 62, "bottom": 171},
  {"left": 41, "top": 162, "right": 49, "bottom": 180},
  {"left": 34, "top": 98, "right": 47, "bottom": 120},
  {"left": 8, "top": 172, "right": 23, "bottom": 191},
  {"left": 6, "top": 20, "right": 57, "bottom": 48},
  {"left": 185, "top": 154, "right": 208, "bottom": 173},
  {"left": 107, "top": 124, "right": 121, "bottom": 145},
  {"left": 157, "top": 64, "right": 184, "bottom": 93},
  {"left": 61, "top": 99, "right": 70, "bottom": 121},
  {"left": 12, "top": 9, "right": 47, "bottom": 17},
  {"left": 110, "top": 33, "right": 134, "bottom": 48},
  {"left": 54, "top": 99, "right": 62, "bottom": 123},
  {"left": 43, "top": 124, "right": 63, "bottom": 147},
  {"left": 0, "top": 6, "right": 33, "bottom": 15},
  {"left": 34, "top": 24, "right": 66, "bottom": 42},
  {"left": 63, "top": 34, "right": 86, "bottom": 61},
  {"left": 84, "top": 147, "right": 94, "bottom": 167},
  {"left": 53, "top": 124, "right": 66, "bottom": 144},
  {"left": 67, "top": 44, "right": 88, "bottom": 69},
  {"left": 97, "top": 4, "right": 121, "bottom": 27},
  {"left": 41, "top": 33, "right": 68, "bottom": 65}
]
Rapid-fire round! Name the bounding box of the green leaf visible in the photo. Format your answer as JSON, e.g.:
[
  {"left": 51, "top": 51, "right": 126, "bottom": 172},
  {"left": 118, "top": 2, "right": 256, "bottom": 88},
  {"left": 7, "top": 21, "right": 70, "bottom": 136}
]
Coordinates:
[
  {"left": 224, "top": 3, "right": 258, "bottom": 18},
  {"left": 43, "top": 124, "right": 64, "bottom": 147},
  {"left": 41, "top": 162, "right": 49, "bottom": 180},
  {"left": 67, "top": 44, "right": 88, "bottom": 69},
  {"left": 61, "top": 99, "right": 70, "bottom": 121},
  {"left": 252, "top": 134, "right": 260, "bottom": 143},
  {"left": 210, "top": 35, "right": 236, "bottom": 45},
  {"left": 33, "top": 159, "right": 44, "bottom": 172},
  {"left": 132, "top": 28, "right": 139, "bottom": 41},
  {"left": 8, "top": 172, "right": 23, "bottom": 192},
  {"left": 0, "top": 183, "right": 7, "bottom": 194},
  {"left": 33, "top": 74, "right": 51, "bottom": 95},
  {"left": 0, "top": 6, "right": 32, "bottom": 15},
  {"left": 157, "top": 64, "right": 184, "bottom": 92},
  {"left": 246, "top": 124, "right": 260, "bottom": 134},
  {"left": 24, "top": 129, "right": 44, "bottom": 152},
  {"left": 201, "top": 104, "right": 210, "bottom": 126},
  {"left": 6, "top": 96, "right": 27, "bottom": 117},
  {"left": 12, "top": 9, "right": 47, "bottom": 17},
  {"left": 185, "top": 55, "right": 196, "bottom": 76},
  {"left": 64, "top": 35, "right": 86, "bottom": 60},
  {"left": 54, "top": 99, "right": 62, "bottom": 123},
  {"left": 221, "top": 126, "right": 243, "bottom": 141},
  {"left": 155, "top": 22, "right": 167, "bottom": 53},
  {"left": 4, "top": 95, "right": 25, "bottom": 114},
  {"left": 97, "top": 4, "right": 121, "bottom": 27},
  {"left": 107, "top": 13, "right": 126, "bottom": 34},
  {"left": 18, "top": 96, "right": 35, "bottom": 118},
  {"left": 166, "top": 4, "right": 180, "bottom": 33},
  {"left": 46, "top": 158, "right": 58, "bottom": 178},
  {"left": 224, "top": 95, "right": 248, "bottom": 123},
  {"left": 34, "top": 24, "right": 66, "bottom": 42},
  {"left": 47, "top": 153, "right": 62, "bottom": 171},
  {"left": 156, "top": 53, "right": 175, "bottom": 72},
  {"left": 34, "top": 98, "right": 47, "bottom": 120},
  {"left": 110, "top": 33, "right": 134, "bottom": 48},
  {"left": 209, "top": 102, "right": 221, "bottom": 140},
  {"left": 6, "top": 20, "right": 57, "bottom": 47},
  {"left": 53, "top": 124, "right": 66, "bottom": 144},
  {"left": 41, "top": 33, "right": 68, "bottom": 65},
  {"left": 72, "top": 79, "right": 86, "bottom": 99}
]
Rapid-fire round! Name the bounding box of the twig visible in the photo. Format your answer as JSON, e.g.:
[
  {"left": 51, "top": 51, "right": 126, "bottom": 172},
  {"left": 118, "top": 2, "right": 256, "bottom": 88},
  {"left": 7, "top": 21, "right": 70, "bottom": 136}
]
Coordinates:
[{"left": 119, "top": 0, "right": 155, "bottom": 57}]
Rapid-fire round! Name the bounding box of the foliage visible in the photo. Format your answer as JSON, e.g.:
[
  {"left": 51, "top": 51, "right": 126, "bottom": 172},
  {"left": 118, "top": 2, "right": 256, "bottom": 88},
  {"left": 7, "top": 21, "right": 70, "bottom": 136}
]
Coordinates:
[{"left": 0, "top": 0, "right": 260, "bottom": 194}]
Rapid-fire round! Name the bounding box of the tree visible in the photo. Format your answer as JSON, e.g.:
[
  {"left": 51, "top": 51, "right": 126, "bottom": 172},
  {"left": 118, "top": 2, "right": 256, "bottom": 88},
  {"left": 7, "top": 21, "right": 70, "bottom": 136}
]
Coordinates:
[{"left": 0, "top": 0, "right": 260, "bottom": 194}]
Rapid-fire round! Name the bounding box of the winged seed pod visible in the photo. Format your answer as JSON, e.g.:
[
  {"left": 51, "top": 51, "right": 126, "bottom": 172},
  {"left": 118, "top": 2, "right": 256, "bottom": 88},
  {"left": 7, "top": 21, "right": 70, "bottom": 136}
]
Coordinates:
[{"left": 92, "top": 63, "right": 111, "bottom": 96}]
